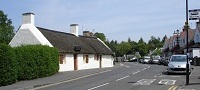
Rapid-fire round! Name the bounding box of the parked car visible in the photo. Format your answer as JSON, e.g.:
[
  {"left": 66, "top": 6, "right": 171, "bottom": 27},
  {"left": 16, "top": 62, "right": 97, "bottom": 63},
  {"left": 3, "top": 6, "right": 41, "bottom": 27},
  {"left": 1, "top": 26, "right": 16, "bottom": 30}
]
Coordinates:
[
  {"left": 129, "top": 57, "right": 137, "bottom": 62},
  {"left": 167, "top": 55, "right": 191, "bottom": 74},
  {"left": 152, "top": 56, "right": 160, "bottom": 64},
  {"left": 142, "top": 56, "right": 151, "bottom": 64},
  {"left": 158, "top": 57, "right": 169, "bottom": 66},
  {"left": 138, "top": 58, "right": 143, "bottom": 63}
]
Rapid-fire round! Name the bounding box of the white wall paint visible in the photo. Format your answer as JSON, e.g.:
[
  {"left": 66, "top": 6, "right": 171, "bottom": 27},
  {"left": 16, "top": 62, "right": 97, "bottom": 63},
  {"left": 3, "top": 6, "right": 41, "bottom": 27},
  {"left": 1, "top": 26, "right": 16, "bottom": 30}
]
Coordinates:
[
  {"left": 102, "top": 55, "right": 114, "bottom": 67},
  {"left": 59, "top": 54, "right": 74, "bottom": 72}
]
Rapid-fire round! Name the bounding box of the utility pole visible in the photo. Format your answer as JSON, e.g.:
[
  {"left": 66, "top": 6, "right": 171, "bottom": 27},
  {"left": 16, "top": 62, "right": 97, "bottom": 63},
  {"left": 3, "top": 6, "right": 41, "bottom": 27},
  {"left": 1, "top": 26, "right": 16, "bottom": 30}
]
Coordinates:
[{"left": 185, "top": 0, "right": 190, "bottom": 85}]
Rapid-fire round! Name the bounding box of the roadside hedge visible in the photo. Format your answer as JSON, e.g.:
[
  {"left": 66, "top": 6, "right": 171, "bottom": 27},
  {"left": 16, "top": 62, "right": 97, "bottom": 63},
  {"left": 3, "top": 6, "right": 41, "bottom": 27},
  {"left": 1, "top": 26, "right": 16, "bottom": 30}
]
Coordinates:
[
  {"left": 0, "top": 44, "right": 59, "bottom": 86},
  {"left": 14, "top": 45, "right": 59, "bottom": 80},
  {"left": 0, "top": 44, "right": 17, "bottom": 86}
]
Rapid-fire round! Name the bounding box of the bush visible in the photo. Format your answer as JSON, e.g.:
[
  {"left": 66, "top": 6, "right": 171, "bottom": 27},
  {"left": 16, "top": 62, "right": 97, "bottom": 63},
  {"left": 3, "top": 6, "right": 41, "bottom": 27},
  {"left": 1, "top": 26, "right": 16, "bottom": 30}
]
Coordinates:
[
  {"left": 14, "top": 45, "right": 59, "bottom": 80},
  {"left": 0, "top": 44, "right": 17, "bottom": 86}
]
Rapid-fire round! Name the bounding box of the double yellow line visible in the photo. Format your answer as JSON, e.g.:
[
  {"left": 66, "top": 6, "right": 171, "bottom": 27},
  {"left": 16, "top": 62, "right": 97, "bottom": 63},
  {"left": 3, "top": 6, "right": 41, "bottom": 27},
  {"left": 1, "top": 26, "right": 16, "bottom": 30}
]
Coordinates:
[{"left": 168, "top": 85, "right": 178, "bottom": 90}]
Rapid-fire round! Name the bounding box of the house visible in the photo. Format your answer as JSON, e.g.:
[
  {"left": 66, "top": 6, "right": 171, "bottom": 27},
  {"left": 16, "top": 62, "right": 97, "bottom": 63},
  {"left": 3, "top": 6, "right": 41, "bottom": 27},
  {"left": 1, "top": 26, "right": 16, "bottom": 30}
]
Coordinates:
[
  {"left": 162, "top": 22, "right": 196, "bottom": 59},
  {"left": 9, "top": 13, "right": 114, "bottom": 72},
  {"left": 191, "top": 21, "right": 200, "bottom": 58}
]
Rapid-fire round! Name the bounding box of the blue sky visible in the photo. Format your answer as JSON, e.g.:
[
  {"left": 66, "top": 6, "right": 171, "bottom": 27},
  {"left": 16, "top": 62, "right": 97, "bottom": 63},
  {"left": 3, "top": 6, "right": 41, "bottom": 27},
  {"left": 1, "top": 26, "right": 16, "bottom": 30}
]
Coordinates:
[{"left": 1, "top": 0, "right": 200, "bottom": 42}]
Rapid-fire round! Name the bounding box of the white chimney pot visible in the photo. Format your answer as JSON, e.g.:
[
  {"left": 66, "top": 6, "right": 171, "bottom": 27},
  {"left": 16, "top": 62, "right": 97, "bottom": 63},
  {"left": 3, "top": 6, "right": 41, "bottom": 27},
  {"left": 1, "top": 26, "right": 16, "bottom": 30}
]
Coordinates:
[
  {"left": 70, "top": 24, "right": 79, "bottom": 36},
  {"left": 22, "top": 13, "right": 35, "bottom": 24}
]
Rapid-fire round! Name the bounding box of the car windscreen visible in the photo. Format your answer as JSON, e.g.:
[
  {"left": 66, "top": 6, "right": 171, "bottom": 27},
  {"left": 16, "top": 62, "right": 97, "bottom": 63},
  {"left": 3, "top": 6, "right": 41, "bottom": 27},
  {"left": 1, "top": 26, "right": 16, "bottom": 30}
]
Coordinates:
[{"left": 171, "top": 56, "right": 187, "bottom": 62}]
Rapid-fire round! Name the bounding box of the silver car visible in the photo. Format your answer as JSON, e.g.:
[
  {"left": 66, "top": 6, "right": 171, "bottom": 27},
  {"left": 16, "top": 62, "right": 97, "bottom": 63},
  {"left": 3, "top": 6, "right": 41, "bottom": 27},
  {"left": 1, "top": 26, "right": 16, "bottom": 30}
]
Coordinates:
[
  {"left": 167, "top": 55, "right": 191, "bottom": 74},
  {"left": 142, "top": 56, "right": 151, "bottom": 64}
]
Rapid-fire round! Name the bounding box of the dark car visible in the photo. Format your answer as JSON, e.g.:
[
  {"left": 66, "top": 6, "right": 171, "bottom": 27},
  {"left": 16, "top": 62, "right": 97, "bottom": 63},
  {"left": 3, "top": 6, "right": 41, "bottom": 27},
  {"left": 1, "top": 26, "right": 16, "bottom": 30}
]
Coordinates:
[{"left": 158, "top": 57, "right": 169, "bottom": 66}]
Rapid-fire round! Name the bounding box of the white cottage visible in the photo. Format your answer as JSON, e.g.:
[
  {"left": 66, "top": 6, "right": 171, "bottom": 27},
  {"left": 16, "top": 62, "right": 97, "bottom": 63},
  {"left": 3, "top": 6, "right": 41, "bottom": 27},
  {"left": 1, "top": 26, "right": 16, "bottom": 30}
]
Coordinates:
[{"left": 9, "top": 13, "right": 114, "bottom": 72}]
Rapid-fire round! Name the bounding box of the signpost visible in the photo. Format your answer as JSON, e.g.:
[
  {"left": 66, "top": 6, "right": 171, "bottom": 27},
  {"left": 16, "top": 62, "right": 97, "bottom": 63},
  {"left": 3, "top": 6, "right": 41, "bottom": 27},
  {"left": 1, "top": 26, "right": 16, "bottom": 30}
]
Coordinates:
[{"left": 189, "top": 9, "right": 200, "bottom": 20}]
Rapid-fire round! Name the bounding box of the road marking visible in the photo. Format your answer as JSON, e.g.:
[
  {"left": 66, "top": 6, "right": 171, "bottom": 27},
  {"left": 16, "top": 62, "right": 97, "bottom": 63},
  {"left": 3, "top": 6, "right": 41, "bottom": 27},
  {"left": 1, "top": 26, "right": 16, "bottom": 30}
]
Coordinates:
[
  {"left": 32, "top": 70, "right": 112, "bottom": 90},
  {"left": 168, "top": 85, "right": 178, "bottom": 90},
  {"left": 120, "top": 63, "right": 130, "bottom": 68},
  {"left": 158, "top": 79, "right": 176, "bottom": 85},
  {"left": 116, "top": 75, "right": 129, "bottom": 81},
  {"left": 133, "top": 70, "right": 140, "bottom": 75},
  {"left": 154, "top": 73, "right": 162, "bottom": 77},
  {"left": 133, "top": 79, "right": 156, "bottom": 85},
  {"left": 87, "top": 83, "right": 109, "bottom": 90},
  {"left": 142, "top": 66, "right": 150, "bottom": 71}
]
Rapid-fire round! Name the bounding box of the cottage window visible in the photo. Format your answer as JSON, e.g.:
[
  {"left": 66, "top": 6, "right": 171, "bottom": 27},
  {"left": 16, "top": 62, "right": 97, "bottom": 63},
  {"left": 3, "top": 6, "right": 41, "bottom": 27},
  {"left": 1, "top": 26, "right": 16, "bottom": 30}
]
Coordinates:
[
  {"left": 83, "top": 54, "right": 89, "bottom": 63},
  {"left": 94, "top": 54, "right": 100, "bottom": 61}
]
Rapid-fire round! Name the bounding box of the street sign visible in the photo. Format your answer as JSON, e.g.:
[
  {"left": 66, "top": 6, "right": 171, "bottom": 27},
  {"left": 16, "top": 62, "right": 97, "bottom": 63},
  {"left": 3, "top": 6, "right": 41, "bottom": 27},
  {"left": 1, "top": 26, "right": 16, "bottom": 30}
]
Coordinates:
[{"left": 189, "top": 9, "right": 200, "bottom": 20}]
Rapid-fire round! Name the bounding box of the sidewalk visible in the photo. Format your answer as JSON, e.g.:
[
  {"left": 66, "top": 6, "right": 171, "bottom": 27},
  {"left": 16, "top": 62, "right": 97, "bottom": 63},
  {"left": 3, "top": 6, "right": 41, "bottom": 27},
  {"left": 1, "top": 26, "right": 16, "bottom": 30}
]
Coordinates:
[
  {"left": 0, "top": 63, "right": 121, "bottom": 90},
  {"left": 178, "top": 65, "right": 200, "bottom": 90}
]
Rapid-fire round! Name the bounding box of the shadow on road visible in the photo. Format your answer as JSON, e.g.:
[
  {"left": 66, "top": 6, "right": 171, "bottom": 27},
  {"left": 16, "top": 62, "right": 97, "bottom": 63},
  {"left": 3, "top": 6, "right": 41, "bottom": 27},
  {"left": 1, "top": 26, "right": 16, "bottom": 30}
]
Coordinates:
[
  {"left": 187, "top": 83, "right": 200, "bottom": 85},
  {"left": 162, "top": 71, "right": 187, "bottom": 75}
]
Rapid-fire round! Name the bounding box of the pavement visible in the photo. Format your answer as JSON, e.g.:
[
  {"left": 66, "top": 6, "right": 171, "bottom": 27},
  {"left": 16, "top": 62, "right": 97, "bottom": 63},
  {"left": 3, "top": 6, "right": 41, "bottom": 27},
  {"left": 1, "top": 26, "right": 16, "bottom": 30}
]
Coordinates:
[
  {"left": 0, "top": 63, "right": 121, "bottom": 90},
  {"left": 177, "top": 65, "right": 200, "bottom": 90},
  {"left": 0, "top": 63, "right": 200, "bottom": 90}
]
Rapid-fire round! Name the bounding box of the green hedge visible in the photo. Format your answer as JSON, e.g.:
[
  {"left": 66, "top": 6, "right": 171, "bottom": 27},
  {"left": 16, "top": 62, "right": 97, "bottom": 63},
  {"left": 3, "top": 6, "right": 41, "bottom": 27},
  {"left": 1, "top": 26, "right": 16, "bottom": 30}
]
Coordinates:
[
  {"left": 0, "top": 44, "right": 17, "bottom": 86},
  {"left": 14, "top": 45, "right": 59, "bottom": 80},
  {"left": 0, "top": 44, "right": 59, "bottom": 86}
]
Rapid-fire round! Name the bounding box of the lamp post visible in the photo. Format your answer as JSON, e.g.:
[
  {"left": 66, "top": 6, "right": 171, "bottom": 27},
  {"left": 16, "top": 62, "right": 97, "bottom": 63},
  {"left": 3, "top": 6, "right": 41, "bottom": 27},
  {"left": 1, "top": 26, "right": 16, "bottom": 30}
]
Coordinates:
[
  {"left": 185, "top": 0, "right": 190, "bottom": 85},
  {"left": 173, "top": 29, "right": 179, "bottom": 54}
]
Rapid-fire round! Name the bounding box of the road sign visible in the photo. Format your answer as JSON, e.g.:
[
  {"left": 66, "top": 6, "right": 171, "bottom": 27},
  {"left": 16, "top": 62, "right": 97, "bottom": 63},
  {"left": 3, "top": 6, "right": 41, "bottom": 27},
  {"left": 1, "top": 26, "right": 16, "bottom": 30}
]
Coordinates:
[{"left": 189, "top": 9, "right": 200, "bottom": 20}]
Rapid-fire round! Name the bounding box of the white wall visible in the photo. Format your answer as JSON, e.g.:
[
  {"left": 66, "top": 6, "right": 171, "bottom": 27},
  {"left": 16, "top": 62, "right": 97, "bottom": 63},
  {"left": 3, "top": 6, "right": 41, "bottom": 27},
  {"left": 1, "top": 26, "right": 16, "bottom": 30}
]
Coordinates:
[
  {"left": 78, "top": 54, "right": 99, "bottom": 70},
  {"left": 9, "top": 22, "right": 52, "bottom": 47},
  {"left": 59, "top": 54, "right": 103, "bottom": 72},
  {"left": 59, "top": 54, "right": 74, "bottom": 72},
  {"left": 101, "top": 55, "right": 114, "bottom": 67},
  {"left": 192, "top": 48, "right": 200, "bottom": 58}
]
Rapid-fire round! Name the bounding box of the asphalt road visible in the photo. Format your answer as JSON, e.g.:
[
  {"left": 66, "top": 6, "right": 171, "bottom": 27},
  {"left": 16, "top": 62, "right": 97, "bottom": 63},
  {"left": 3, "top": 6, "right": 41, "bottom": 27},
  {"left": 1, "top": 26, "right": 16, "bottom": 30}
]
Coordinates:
[{"left": 36, "top": 62, "right": 188, "bottom": 90}]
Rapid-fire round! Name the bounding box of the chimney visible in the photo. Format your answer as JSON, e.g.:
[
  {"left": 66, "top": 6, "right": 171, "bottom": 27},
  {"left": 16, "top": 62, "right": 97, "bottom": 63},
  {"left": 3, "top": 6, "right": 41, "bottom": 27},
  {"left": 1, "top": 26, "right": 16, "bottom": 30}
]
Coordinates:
[
  {"left": 83, "top": 31, "right": 90, "bottom": 36},
  {"left": 22, "top": 12, "right": 35, "bottom": 24},
  {"left": 70, "top": 24, "right": 79, "bottom": 36},
  {"left": 83, "top": 31, "right": 93, "bottom": 37},
  {"left": 183, "top": 22, "right": 190, "bottom": 32}
]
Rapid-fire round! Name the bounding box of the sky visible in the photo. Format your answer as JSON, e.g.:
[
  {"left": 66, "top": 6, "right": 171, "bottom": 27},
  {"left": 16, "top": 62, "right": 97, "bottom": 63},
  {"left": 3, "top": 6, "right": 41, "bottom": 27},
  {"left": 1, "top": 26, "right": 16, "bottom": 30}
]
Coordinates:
[{"left": 1, "top": 0, "right": 200, "bottom": 42}]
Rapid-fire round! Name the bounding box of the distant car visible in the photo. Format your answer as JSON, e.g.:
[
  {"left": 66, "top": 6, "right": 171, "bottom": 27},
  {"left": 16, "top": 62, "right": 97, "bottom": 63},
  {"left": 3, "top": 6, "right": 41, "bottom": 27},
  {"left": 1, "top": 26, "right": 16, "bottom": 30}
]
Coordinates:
[
  {"left": 152, "top": 56, "right": 160, "bottom": 64},
  {"left": 129, "top": 57, "right": 137, "bottom": 62},
  {"left": 142, "top": 56, "right": 151, "bottom": 64},
  {"left": 167, "top": 55, "right": 191, "bottom": 74},
  {"left": 123, "top": 59, "right": 129, "bottom": 62},
  {"left": 158, "top": 57, "right": 169, "bottom": 66},
  {"left": 138, "top": 58, "right": 143, "bottom": 63}
]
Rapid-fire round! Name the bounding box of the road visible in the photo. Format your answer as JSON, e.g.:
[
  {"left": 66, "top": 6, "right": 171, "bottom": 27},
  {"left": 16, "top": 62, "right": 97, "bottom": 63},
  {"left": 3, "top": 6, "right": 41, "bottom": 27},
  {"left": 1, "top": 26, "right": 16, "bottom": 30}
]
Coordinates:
[{"left": 35, "top": 62, "right": 188, "bottom": 90}]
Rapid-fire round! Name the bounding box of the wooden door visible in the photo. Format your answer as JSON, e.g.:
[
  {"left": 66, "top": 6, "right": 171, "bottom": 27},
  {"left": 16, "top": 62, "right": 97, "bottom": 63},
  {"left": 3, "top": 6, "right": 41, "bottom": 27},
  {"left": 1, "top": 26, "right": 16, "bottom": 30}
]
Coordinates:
[
  {"left": 74, "top": 54, "right": 78, "bottom": 70},
  {"left": 99, "top": 55, "right": 102, "bottom": 68}
]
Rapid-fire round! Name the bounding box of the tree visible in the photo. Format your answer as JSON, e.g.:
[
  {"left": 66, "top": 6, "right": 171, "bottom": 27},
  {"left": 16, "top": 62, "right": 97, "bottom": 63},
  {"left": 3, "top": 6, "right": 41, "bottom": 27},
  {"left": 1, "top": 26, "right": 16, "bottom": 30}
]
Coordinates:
[
  {"left": 94, "top": 32, "right": 106, "bottom": 43},
  {"left": 116, "top": 41, "right": 131, "bottom": 56},
  {"left": 0, "top": 10, "right": 15, "bottom": 44}
]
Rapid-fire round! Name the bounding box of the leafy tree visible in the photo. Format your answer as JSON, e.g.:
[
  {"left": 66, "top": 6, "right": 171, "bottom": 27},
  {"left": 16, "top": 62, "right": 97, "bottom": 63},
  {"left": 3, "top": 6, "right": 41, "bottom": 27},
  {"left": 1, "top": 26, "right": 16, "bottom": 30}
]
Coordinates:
[
  {"left": 148, "top": 36, "right": 160, "bottom": 51},
  {"left": 128, "top": 37, "right": 131, "bottom": 43},
  {"left": 138, "top": 37, "right": 144, "bottom": 43},
  {"left": 94, "top": 32, "right": 106, "bottom": 43},
  {"left": 116, "top": 41, "right": 131, "bottom": 56},
  {"left": 0, "top": 10, "right": 15, "bottom": 44},
  {"left": 136, "top": 41, "right": 148, "bottom": 57},
  {"left": 162, "top": 35, "right": 168, "bottom": 43}
]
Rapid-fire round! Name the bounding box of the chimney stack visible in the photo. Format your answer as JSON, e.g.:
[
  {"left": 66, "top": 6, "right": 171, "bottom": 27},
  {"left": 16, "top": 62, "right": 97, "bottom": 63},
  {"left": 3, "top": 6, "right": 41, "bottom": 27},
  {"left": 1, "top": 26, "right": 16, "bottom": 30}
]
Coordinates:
[
  {"left": 83, "top": 31, "right": 93, "bottom": 37},
  {"left": 70, "top": 24, "right": 79, "bottom": 36},
  {"left": 22, "top": 12, "right": 35, "bottom": 24}
]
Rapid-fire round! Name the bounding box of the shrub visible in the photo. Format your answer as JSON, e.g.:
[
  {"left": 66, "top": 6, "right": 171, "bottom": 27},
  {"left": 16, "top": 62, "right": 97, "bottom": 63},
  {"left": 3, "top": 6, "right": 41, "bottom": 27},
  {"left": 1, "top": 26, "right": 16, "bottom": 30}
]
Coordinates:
[
  {"left": 0, "top": 44, "right": 17, "bottom": 86},
  {"left": 14, "top": 45, "right": 59, "bottom": 80}
]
